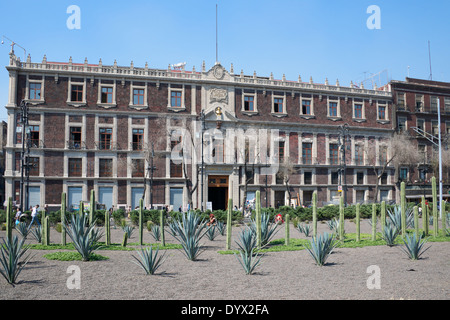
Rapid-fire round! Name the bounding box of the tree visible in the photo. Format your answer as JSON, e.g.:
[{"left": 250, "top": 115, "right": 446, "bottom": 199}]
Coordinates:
[{"left": 365, "top": 132, "right": 419, "bottom": 202}]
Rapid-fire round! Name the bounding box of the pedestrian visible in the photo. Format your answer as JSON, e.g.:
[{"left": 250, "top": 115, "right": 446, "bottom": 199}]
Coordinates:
[
  {"left": 30, "top": 204, "right": 40, "bottom": 226},
  {"left": 14, "top": 207, "right": 20, "bottom": 225}
]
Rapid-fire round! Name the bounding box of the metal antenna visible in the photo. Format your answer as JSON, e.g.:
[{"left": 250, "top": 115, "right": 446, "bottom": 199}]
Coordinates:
[
  {"left": 216, "top": 3, "right": 218, "bottom": 64},
  {"left": 428, "top": 40, "right": 433, "bottom": 80}
]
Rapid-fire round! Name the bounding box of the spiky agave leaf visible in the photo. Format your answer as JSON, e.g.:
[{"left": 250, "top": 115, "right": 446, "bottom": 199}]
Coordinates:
[
  {"left": 399, "top": 232, "right": 431, "bottom": 260},
  {"left": 303, "top": 232, "right": 338, "bottom": 266},
  {"left": 15, "top": 222, "right": 32, "bottom": 239},
  {"left": 234, "top": 248, "right": 263, "bottom": 275},
  {"left": 205, "top": 225, "right": 220, "bottom": 241},
  {"left": 0, "top": 235, "right": 34, "bottom": 285},
  {"left": 131, "top": 246, "right": 167, "bottom": 275},
  {"left": 297, "top": 223, "right": 312, "bottom": 237},
  {"left": 150, "top": 224, "right": 161, "bottom": 241},
  {"left": 216, "top": 221, "right": 225, "bottom": 236}
]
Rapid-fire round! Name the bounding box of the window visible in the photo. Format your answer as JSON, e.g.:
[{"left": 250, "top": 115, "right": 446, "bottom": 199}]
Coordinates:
[
  {"left": 397, "top": 117, "right": 407, "bottom": 132},
  {"left": 302, "top": 99, "right": 312, "bottom": 115},
  {"left": 356, "top": 172, "right": 364, "bottom": 185},
  {"left": 415, "top": 94, "right": 424, "bottom": 112},
  {"left": 133, "top": 89, "right": 144, "bottom": 105},
  {"left": 278, "top": 141, "right": 285, "bottom": 163},
  {"left": 132, "top": 159, "right": 145, "bottom": 178},
  {"left": 302, "top": 142, "right": 312, "bottom": 164},
  {"left": 380, "top": 172, "right": 388, "bottom": 185},
  {"left": 101, "top": 87, "right": 113, "bottom": 104},
  {"left": 212, "top": 139, "right": 225, "bottom": 163},
  {"left": 355, "top": 190, "right": 365, "bottom": 203},
  {"left": 416, "top": 119, "right": 425, "bottom": 132},
  {"left": 244, "top": 96, "right": 254, "bottom": 112},
  {"left": 29, "top": 83, "right": 41, "bottom": 100},
  {"left": 329, "top": 144, "right": 339, "bottom": 165},
  {"left": 273, "top": 98, "right": 284, "bottom": 113},
  {"left": 29, "top": 125, "right": 40, "bottom": 148},
  {"left": 71, "top": 85, "right": 84, "bottom": 102},
  {"left": 397, "top": 93, "right": 406, "bottom": 109},
  {"left": 378, "top": 103, "right": 387, "bottom": 120},
  {"left": 354, "top": 103, "right": 363, "bottom": 119},
  {"left": 69, "top": 158, "right": 82, "bottom": 177},
  {"left": 99, "top": 159, "right": 113, "bottom": 177},
  {"left": 331, "top": 171, "right": 339, "bottom": 185},
  {"left": 69, "top": 127, "right": 82, "bottom": 149},
  {"left": 355, "top": 144, "right": 364, "bottom": 165},
  {"left": 171, "top": 91, "right": 182, "bottom": 107},
  {"left": 445, "top": 97, "right": 450, "bottom": 114},
  {"left": 27, "top": 157, "right": 39, "bottom": 176},
  {"left": 170, "top": 135, "right": 183, "bottom": 177},
  {"left": 245, "top": 169, "right": 254, "bottom": 184},
  {"left": 132, "top": 128, "right": 144, "bottom": 151},
  {"left": 304, "top": 171, "right": 312, "bottom": 185},
  {"left": 399, "top": 167, "right": 408, "bottom": 181},
  {"left": 432, "top": 121, "right": 439, "bottom": 136},
  {"left": 328, "top": 101, "right": 338, "bottom": 117},
  {"left": 99, "top": 128, "right": 112, "bottom": 150},
  {"left": 379, "top": 145, "right": 388, "bottom": 165},
  {"left": 430, "top": 96, "right": 438, "bottom": 113}
]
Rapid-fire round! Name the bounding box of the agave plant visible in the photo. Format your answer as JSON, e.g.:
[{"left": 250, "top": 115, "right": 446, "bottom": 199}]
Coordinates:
[
  {"left": 234, "top": 248, "right": 263, "bottom": 275},
  {"left": 303, "top": 232, "right": 338, "bottom": 266},
  {"left": 235, "top": 228, "right": 257, "bottom": 256},
  {"left": 122, "top": 224, "right": 135, "bottom": 238},
  {"left": 168, "top": 221, "right": 179, "bottom": 237},
  {"left": 297, "top": 223, "right": 312, "bottom": 237},
  {"left": 167, "top": 211, "right": 207, "bottom": 261},
  {"left": 387, "top": 205, "right": 414, "bottom": 231},
  {"left": 326, "top": 219, "right": 336, "bottom": 230},
  {"left": 380, "top": 222, "right": 401, "bottom": 247},
  {"left": 63, "top": 214, "right": 103, "bottom": 261},
  {"left": 30, "top": 225, "right": 43, "bottom": 243},
  {"left": 205, "top": 225, "right": 220, "bottom": 241},
  {"left": 131, "top": 246, "right": 167, "bottom": 275},
  {"left": 15, "top": 222, "right": 32, "bottom": 239},
  {"left": 216, "top": 221, "right": 225, "bottom": 236},
  {"left": 0, "top": 235, "right": 33, "bottom": 285},
  {"left": 249, "top": 213, "right": 279, "bottom": 247},
  {"left": 150, "top": 224, "right": 161, "bottom": 242},
  {"left": 399, "top": 233, "right": 430, "bottom": 260}
]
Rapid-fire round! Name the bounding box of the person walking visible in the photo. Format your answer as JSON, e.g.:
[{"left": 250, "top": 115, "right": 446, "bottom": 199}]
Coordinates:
[{"left": 30, "top": 204, "right": 41, "bottom": 227}]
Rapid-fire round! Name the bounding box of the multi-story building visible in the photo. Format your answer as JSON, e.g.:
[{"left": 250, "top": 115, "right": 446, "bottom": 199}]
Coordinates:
[
  {"left": 0, "top": 120, "right": 7, "bottom": 206},
  {"left": 3, "top": 49, "right": 396, "bottom": 212},
  {"left": 389, "top": 77, "right": 450, "bottom": 201}
]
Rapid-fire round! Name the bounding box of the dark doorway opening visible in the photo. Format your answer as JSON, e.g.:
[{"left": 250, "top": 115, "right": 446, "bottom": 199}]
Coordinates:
[{"left": 208, "top": 175, "right": 229, "bottom": 211}]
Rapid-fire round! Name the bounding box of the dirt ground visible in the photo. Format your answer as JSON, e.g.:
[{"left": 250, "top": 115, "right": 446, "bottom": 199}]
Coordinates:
[{"left": 0, "top": 218, "right": 449, "bottom": 302}]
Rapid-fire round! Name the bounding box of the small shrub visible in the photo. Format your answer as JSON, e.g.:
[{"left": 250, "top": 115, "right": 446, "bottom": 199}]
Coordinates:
[
  {"left": 15, "top": 222, "right": 32, "bottom": 239},
  {"left": 235, "top": 228, "right": 257, "bottom": 256},
  {"left": 297, "top": 223, "right": 312, "bottom": 237}
]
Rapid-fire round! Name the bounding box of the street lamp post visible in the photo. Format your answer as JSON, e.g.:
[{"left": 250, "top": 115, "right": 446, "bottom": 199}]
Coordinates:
[{"left": 200, "top": 111, "right": 206, "bottom": 211}]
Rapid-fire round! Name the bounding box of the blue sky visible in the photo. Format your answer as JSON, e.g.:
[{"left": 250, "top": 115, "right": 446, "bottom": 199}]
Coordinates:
[{"left": 0, "top": 0, "right": 449, "bottom": 122}]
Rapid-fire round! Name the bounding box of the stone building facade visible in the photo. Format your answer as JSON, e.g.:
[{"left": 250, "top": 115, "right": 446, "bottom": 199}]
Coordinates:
[{"left": 4, "top": 51, "right": 396, "bottom": 211}]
